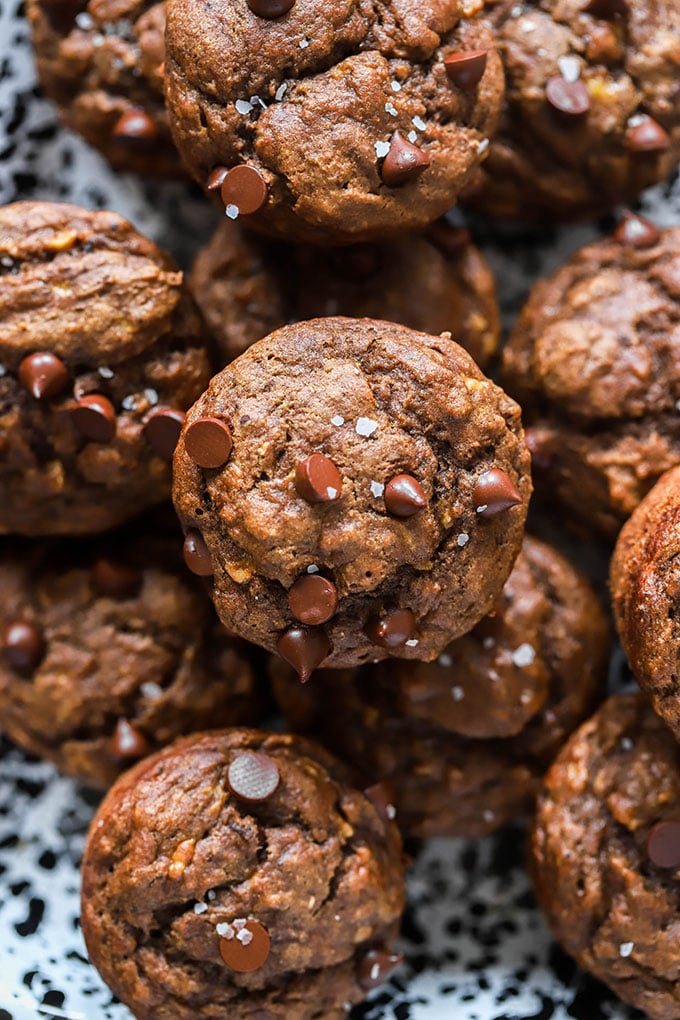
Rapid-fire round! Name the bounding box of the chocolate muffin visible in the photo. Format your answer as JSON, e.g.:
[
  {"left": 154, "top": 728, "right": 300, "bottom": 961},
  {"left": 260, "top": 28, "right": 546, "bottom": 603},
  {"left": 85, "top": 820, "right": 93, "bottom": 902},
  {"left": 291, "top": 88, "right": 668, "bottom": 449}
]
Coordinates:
[
  {"left": 164, "top": 0, "right": 504, "bottom": 243},
  {"left": 81, "top": 729, "right": 406, "bottom": 1020},
  {"left": 28, "top": 0, "right": 182, "bottom": 177},
  {"left": 0, "top": 521, "right": 261, "bottom": 788},
  {"left": 502, "top": 215, "right": 680, "bottom": 540},
  {"left": 172, "top": 316, "right": 531, "bottom": 677},
  {"left": 271, "top": 536, "right": 608, "bottom": 837},
  {"left": 531, "top": 694, "right": 680, "bottom": 1020},
  {"left": 191, "top": 218, "right": 500, "bottom": 368},
  {"left": 464, "top": 0, "right": 680, "bottom": 220},
  {"left": 611, "top": 464, "right": 680, "bottom": 741},
  {"left": 0, "top": 201, "right": 210, "bottom": 535}
]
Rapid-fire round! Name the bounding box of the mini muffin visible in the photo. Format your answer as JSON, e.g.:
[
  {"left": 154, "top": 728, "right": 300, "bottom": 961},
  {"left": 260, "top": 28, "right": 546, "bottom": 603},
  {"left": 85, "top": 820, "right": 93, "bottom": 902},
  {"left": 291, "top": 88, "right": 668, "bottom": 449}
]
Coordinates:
[
  {"left": 81, "top": 729, "right": 406, "bottom": 1020},
  {"left": 464, "top": 0, "right": 680, "bottom": 220},
  {"left": 28, "top": 0, "right": 182, "bottom": 177},
  {"left": 502, "top": 215, "right": 680, "bottom": 539},
  {"left": 0, "top": 519, "right": 261, "bottom": 788},
  {"left": 172, "top": 317, "right": 531, "bottom": 676},
  {"left": 164, "top": 0, "right": 504, "bottom": 243},
  {"left": 271, "top": 536, "right": 608, "bottom": 837},
  {"left": 0, "top": 201, "right": 210, "bottom": 535},
  {"left": 532, "top": 694, "right": 680, "bottom": 1020},
  {"left": 611, "top": 464, "right": 680, "bottom": 740},
  {"left": 191, "top": 218, "right": 500, "bottom": 368}
]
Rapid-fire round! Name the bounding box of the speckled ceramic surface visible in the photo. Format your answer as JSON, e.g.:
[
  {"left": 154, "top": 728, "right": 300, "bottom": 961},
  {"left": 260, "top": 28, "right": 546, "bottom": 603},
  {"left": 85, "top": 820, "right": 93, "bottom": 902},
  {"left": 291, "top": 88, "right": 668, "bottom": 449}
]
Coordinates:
[{"left": 0, "top": 0, "right": 678, "bottom": 1016}]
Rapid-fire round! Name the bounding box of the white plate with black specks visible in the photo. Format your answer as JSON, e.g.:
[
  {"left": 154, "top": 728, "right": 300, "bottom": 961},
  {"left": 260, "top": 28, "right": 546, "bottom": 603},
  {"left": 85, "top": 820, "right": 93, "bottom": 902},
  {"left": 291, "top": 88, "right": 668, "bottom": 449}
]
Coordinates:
[{"left": 1, "top": 1, "right": 679, "bottom": 1015}]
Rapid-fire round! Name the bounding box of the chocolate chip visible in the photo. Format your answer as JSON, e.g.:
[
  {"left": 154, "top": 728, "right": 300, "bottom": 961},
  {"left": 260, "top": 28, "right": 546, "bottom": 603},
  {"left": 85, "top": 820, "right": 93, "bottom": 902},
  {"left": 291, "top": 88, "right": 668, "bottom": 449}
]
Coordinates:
[
  {"left": 357, "top": 948, "right": 403, "bottom": 990},
  {"left": 144, "top": 408, "right": 186, "bottom": 461},
  {"left": 277, "top": 625, "right": 330, "bottom": 682},
  {"left": 112, "top": 718, "right": 150, "bottom": 759},
  {"left": 646, "top": 820, "right": 680, "bottom": 869},
  {"left": 112, "top": 110, "right": 158, "bottom": 148},
  {"left": 220, "top": 165, "right": 268, "bottom": 215},
  {"left": 365, "top": 608, "right": 416, "bottom": 649},
  {"left": 288, "top": 575, "right": 338, "bottom": 626},
  {"left": 218, "top": 918, "right": 271, "bottom": 972},
  {"left": 614, "top": 212, "right": 661, "bottom": 248},
  {"left": 2, "top": 621, "right": 45, "bottom": 674},
  {"left": 426, "top": 220, "right": 472, "bottom": 257},
  {"left": 185, "top": 417, "right": 233, "bottom": 469},
  {"left": 183, "top": 530, "right": 213, "bottom": 576},
  {"left": 473, "top": 469, "right": 522, "bottom": 518},
  {"left": 384, "top": 475, "right": 426, "bottom": 517},
  {"left": 227, "top": 751, "right": 280, "bottom": 802},
  {"left": 626, "top": 115, "right": 671, "bottom": 153},
  {"left": 18, "top": 352, "right": 69, "bottom": 401},
  {"left": 584, "top": 0, "right": 627, "bottom": 16},
  {"left": 246, "top": 0, "right": 294, "bottom": 16},
  {"left": 70, "top": 394, "right": 116, "bottom": 443},
  {"left": 92, "top": 559, "right": 142, "bottom": 600},
  {"left": 444, "top": 49, "right": 488, "bottom": 92},
  {"left": 294, "top": 453, "right": 342, "bottom": 504},
  {"left": 545, "top": 76, "right": 591, "bottom": 116},
  {"left": 380, "top": 132, "right": 430, "bottom": 187},
  {"left": 363, "top": 781, "right": 396, "bottom": 825},
  {"left": 207, "top": 166, "right": 229, "bottom": 191}
]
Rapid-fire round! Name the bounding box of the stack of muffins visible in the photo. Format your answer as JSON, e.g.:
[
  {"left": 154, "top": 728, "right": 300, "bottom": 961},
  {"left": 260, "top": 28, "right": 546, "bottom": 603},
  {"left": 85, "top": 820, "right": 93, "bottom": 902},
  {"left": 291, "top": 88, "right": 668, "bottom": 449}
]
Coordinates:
[{"left": 0, "top": 0, "right": 679, "bottom": 1017}]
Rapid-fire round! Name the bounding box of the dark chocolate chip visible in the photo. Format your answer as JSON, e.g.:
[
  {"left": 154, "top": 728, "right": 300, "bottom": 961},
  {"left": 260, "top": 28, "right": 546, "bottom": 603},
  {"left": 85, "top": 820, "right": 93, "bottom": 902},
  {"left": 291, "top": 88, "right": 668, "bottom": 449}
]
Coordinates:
[
  {"left": 381, "top": 132, "right": 430, "bottom": 187},
  {"left": 294, "top": 454, "right": 342, "bottom": 504},
  {"left": 584, "top": 0, "right": 627, "bottom": 16},
  {"left": 183, "top": 530, "right": 214, "bottom": 576},
  {"left": 426, "top": 220, "right": 472, "bottom": 257},
  {"left": 358, "top": 948, "right": 403, "bottom": 990},
  {"left": 384, "top": 475, "right": 426, "bottom": 517},
  {"left": 277, "top": 625, "right": 330, "bottom": 682},
  {"left": 185, "top": 417, "right": 233, "bottom": 469},
  {"left": 208, "top": 166, "right": 230, "bottom": 191},
  {"left": 227, "top": 751, "right": 280, "bottom": 802},
  {"left": 144, "top": 408, "right": 186, "bottom": 461},
  {"left": 18, "top": 352, "right": 69, "bottom": 401},
  {"left": 2, "top": 621, "right": 45, "bottom": 673},
  {"left": 91, "top": 559, "right": 142, "bottom": 600},
  {"left": 545, "top": 76, "right": 591, "bottom": 116},
  {"left": 444, "top": 49, "right": 488, "bottom": 92},
  {"left": 363, "top": 781, "right": 397, "bottom": 825},
  {"left": 220, "top": 165, "right": 268, "bottom": 215},
  {"left": 365, "top": 608, "right": 416, "bottom": 649},
  {"left": 219, "top": 918, "right": 271, "bottom": 972},
  {"left": 646, "top": 820, "right": 680, "bottom": 869},
  {"left": 614, "top": 212, "right": 661, "bottom": 248},
  {"left": 473, "top": 469, "right": 522, "bottom": 518},
  {"left": 70, "top": 394, "right": 116, "bottom": 443},
  {"left": 112, "top": 110, "right": 158, "bottom": 148},
  {"left": 626, "top": 115, "right": 671, "bottom": 153},
  {"left": 247, "top": 0, "right": 294, "bottom": 16},
  {"left": 112, "top": 718, "right": 150, "bottom": 759},
  {"left": 288, "top": 574, "right": 338, "bottom": 626}
]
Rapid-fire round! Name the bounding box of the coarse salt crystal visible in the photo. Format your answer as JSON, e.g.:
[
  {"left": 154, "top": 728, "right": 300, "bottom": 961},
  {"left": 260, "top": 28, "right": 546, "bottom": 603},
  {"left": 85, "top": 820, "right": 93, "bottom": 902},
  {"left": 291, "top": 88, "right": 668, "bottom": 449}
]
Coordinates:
[
  {"left": 405, "top": 638, "right": 419, "bottom": 647},
  {"left": 619, "top": 942, "right": 634, "bottom": 958},
  {"left": 483, "top": 809, "right": 495, "bottom": 822},
  {"left": 457, "top": 533, "right": 469, "bottom": 547},
  {"left": 216, "top": 922, "right": 232, "bottom": 938},
  {"left": 237, "top": 928, "right": 254, "bottom": 945},
  {"left": 375, "top": 140, "right": 390, "bottom": 158},
  {"left": 140, "top": 681, "right": 163, "bottom": 701},
  {"left": 144, "top": 388, "right": 159, "bottom": 405},
  {"left": 558, "top": 55, "right": 581, "bottom": 83},
  {"left": 512, "top": 643, "right": 536, "bottom": 667},
  {"left": 207, "top": 890, "right": 217, "bottom": 901},
  {"left": 194, "top": 901, "right": 208, "bottom": 914},
  {"left": 477, "top": 138, "right": 490, "bottom": 154},
  {"left": 407, "top": 130, "right": 417, "bottom": 143},
  {"left": 307, "top": 564, "right": 319, "bottom": 574},
  {"left": 391, "top": 81, "right": 402, "bottom": 92},
  {"left": 76, "top": 11, "right": 94, "bottom": 28},
  {"left": 235, "top": 99, "right": 252, "bottom": 115},
  {"left": 370, "top": 480, "right": 385, "bottom": 498},
  {"left": 438, "top": 653, "right": 452, "bottom": 668},
  {"left": 452, "top": 686, "right": 464, "bottom": 701},
  {"left": 621, "top": 737, "right": 634, "bottom": 751},
  {"left": 356, "top": 417, "right": 378, "bottom": 437},
  {"left": 387, "top": 805, "right": 396, "bottom": 819},
  {"left": 385, "top": 102, "right": 398, "bottom": 116},
  {"left": 412, "top": 115, "right": 426, "bottom": 131},
  {"left": 299, "top": 38, "right": 309, "bottom": 48},
  {"left": 98, "top": 366, "right": 114, "bottom": 379},
  {"left": 327, "top": 487, "right": 338, "bottom": 498},
  {"left": 483, "top": 636, "right": 495, "bottom": 650},
  {"left": 331, "top": 414, "right": 345, "bottom": 426},
  {"left": 121, "top": 394, "right": 137, "bottom": 411},
  {"left": 225, "top": 205, "right": 240, "bottom": 220},
  {"left": 476, "top": 504, "right": 488, "bottom": 514},
  {"left": 275, "top": 83, "right": 288, "bottom": 101}
]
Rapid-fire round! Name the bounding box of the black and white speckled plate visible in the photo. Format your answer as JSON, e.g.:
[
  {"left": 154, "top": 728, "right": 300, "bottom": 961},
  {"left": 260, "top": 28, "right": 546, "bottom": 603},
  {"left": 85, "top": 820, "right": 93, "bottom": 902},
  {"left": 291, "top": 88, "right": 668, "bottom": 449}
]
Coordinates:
[{"left": 0, "top": 2, "right": 678, "bottom": 1015}]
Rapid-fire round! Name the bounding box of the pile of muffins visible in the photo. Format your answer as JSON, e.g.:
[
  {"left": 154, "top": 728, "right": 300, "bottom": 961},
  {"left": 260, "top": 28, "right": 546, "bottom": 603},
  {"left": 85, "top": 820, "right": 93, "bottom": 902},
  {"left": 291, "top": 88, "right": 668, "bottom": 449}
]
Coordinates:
[{"left": 1, "top": 0, "right": 679, "bottom": 1017}]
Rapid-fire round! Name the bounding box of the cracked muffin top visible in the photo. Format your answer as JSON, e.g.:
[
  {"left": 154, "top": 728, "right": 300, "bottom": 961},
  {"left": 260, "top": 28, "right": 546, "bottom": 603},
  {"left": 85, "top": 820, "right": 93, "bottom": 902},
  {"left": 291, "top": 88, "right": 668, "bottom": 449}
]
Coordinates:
[
  {"left": 164, "top": 0, "right": 504, "bottom": 243},
  {"left": 172, "top": 316, "right": 531, "bottom": 675},
  {"left": 81, "top": 728, "right": 406, "bottom": 1020},
  {"left": 532, "top": 694, "right": 680, "bottom": 1020}
]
